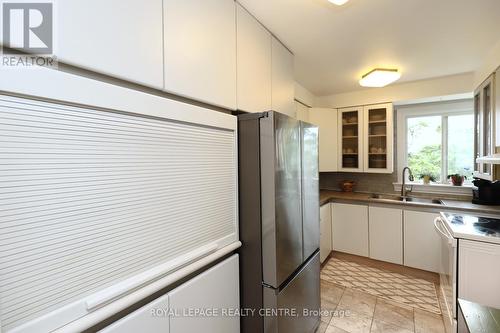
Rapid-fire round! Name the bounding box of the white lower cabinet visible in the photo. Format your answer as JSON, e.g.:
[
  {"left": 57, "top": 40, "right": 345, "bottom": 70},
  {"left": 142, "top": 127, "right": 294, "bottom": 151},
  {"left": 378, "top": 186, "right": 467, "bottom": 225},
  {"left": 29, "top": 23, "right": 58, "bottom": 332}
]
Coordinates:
[
  {"left": 332, "top": 203, "right": 369, "bottom": 257},
  {"left": 169, "top": 254, "right": 239, "bottom": 332},
  {"left": 458, "top": 239, "right": 500, "bottom": 308},
  {"left": 369, "top": 206, "right": 403, "bottom": 264},
  {"left": 320, "top": 203, "right": 332, "bottom": 263},
  {"left": 404, "top": 211, "right": 441, "bottom": 273},
  {"left": 100, "top": 255, "right": 239, "bottom": 333},
  {"left": 100, "top": 293, "right": 170, "bottom": 333}
]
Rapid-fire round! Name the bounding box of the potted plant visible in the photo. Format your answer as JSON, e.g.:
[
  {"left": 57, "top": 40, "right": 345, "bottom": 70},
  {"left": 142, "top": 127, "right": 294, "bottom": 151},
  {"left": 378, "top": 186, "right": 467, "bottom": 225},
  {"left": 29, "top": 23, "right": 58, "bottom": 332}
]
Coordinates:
[
  {"left": 418, "top": 173, "right": 436, "bottom": 185},
  {"left": 448, "top": 174, "right": 467, "bottom": 186}
]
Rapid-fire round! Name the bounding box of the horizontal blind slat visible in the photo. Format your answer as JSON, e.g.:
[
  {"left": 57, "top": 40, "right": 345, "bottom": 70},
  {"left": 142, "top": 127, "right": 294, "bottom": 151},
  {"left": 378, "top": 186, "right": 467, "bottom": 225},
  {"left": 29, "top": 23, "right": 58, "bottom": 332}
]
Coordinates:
[{"left": 0, "top": 95, "right": 237, "bottom": 330}]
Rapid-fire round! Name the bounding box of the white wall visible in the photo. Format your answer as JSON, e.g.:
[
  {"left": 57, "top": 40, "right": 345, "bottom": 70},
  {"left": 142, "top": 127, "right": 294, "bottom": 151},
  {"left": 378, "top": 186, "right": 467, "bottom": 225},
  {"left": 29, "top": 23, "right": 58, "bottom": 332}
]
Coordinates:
[
  {"left": 315, "top": 72, "right": 474, "bottom": 108},
  {"left": 474, "top": 39, "right": 500, "bottom": 88},
  {"left": 294, "top": 82, "right": 316, "bottom": 107}
]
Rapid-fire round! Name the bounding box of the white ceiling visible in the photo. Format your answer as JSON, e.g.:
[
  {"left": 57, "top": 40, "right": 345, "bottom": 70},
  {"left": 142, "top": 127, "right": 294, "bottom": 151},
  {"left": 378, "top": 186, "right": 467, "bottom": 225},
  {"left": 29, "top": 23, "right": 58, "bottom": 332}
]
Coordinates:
[{"left": 238, "top": 0, "right": 500, "bottom": 96}]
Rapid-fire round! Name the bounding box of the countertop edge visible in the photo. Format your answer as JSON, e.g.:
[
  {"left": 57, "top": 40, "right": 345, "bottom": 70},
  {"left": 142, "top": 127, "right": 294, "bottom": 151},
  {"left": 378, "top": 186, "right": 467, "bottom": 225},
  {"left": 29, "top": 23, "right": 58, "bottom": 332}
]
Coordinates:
[{"left": 320, "top": 190, "right": 500, "bottom": 216}]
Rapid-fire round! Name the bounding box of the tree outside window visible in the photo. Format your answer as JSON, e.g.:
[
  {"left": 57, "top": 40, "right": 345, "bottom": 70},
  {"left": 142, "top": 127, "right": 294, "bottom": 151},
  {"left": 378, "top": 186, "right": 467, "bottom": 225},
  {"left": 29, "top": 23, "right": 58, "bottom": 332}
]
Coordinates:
[{"left": 406, "top": 113, "right": 473, "bottom": 184}]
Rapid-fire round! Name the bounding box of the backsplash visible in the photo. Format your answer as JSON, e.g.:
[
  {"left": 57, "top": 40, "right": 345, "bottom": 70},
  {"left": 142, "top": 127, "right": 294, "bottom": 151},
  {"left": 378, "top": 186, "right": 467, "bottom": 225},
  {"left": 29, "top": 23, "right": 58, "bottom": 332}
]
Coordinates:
[
  {"left": 320, "top": 172, "right": 398, "bottom": 194},
  {"left": 320, "top": 109, "right": 399, "bottom": 194}
]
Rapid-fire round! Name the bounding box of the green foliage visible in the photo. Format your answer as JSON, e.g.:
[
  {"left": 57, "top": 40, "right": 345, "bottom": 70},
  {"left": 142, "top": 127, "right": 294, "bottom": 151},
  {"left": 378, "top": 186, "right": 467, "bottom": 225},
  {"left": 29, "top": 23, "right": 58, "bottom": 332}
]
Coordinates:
[
  {"left": 417, "top": 173, "right": 437, "bottom": 182},
  {"left": 408, "top": 144, "right": 442, "bottom": 181}
]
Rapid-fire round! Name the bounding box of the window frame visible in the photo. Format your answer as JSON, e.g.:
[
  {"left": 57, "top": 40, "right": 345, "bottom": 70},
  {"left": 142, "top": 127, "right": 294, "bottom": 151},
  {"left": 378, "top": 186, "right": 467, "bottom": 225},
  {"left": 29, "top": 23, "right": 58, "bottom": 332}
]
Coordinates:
[{"left": 395, "top": 99, "right": 475, "bottom": 195}]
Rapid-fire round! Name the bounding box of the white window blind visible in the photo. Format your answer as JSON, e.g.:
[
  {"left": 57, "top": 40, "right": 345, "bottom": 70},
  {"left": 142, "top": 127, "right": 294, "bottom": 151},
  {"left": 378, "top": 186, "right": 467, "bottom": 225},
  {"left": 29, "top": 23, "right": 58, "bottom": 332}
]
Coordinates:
[{"left": 0, "top": 95, "right": 238, "bottom": 331}]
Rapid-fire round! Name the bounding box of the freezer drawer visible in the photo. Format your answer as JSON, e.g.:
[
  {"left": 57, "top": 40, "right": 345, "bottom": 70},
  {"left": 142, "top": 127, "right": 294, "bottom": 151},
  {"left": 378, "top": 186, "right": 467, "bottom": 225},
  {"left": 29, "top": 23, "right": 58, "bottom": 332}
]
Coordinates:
[{"left": 263, "top": 252, "right": 320, "bottom": 333}]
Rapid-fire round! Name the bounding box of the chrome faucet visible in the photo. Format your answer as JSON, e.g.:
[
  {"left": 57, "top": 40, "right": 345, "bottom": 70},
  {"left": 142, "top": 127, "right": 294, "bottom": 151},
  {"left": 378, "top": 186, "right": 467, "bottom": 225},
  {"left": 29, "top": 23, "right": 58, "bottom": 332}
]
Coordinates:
[{"left": 401, "top": 167, "right": 415, "bottom": 198}]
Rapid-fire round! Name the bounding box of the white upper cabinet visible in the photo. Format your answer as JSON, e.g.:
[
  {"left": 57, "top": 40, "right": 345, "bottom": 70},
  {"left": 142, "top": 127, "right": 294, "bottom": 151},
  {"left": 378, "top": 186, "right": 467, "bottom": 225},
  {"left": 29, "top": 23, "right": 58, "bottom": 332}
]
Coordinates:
[
  {"left": 236, "top": 4, "right": 272, "bottom": 113},
  {"left": 363, "top": 103, "right": 394, "bottom": 173},
  {"left": 336, "top": 103, "right": 393, "bottom": 173},
  {"left": 338, "top": 107, "right": 364, "bottom": 172},
  {"left": 496, "top": 67, "right": 500, "bottom": 147},
  {"left": 57, "top": 0, "right": 164, "bottom": 89},
  {"left": 271, "top": 38, "right": 295, "bottom": 117},
  {"left": 163, "top": 0, "right": 237, "bottom": 110},
  {"left": 473, "top": 74, "right": 496, "bottom": 180},
  {"left": 309, "top": 108, "right": 338, "bottom": 172},
  {"left": 295, "top": 101, "right": 310, "bottom": 122}
]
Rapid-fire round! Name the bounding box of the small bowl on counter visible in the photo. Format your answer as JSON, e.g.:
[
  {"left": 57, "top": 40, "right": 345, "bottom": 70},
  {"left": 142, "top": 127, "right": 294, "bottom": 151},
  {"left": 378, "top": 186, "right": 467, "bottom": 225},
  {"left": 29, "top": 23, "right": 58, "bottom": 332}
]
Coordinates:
[{"left": 339, "top": 180, "right": 356, "bottom": 192}]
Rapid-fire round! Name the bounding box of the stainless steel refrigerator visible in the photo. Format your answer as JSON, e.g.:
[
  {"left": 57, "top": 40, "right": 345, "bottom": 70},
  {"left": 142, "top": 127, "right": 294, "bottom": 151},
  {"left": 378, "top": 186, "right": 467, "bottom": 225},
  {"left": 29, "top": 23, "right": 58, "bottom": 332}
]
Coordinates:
[{"left": 238, "top": 111, "right": 320, "bottom": 333}]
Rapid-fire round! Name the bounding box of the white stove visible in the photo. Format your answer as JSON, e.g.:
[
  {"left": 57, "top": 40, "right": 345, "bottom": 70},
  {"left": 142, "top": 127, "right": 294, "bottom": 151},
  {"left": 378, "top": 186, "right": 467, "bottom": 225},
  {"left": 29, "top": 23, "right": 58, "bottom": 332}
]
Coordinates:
[
  {"left": 436, "top": 212, "right": 500, "bottom": 333},
  {"left": 441, "top": 212, "right": 500, "bottom": 244}
]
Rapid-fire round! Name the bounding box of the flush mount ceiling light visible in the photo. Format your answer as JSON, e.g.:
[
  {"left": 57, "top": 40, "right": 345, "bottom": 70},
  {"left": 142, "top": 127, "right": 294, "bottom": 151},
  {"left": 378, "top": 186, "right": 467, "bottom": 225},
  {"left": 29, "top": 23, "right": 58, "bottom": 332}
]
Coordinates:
[
  {"left": 328, "top": 0, "right": 350, "bottom": 5},
  {"left": 359, "top": 68, "right": 401, "bottom": 87}
]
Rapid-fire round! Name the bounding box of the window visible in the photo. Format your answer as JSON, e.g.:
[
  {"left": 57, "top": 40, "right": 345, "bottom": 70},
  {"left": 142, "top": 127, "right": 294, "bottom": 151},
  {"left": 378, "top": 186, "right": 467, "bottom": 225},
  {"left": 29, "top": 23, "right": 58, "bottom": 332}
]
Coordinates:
[{"left": 398, "top": 100, "right": 474, "bottom": 186}]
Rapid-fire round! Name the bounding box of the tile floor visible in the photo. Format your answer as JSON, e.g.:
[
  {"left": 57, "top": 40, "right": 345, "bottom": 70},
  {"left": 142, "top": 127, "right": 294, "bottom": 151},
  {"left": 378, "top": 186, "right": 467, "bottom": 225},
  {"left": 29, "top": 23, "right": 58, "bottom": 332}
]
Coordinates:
[
  {"left": 321, "top": 258, "right": 441, "bottom": 314},
  {"left": 317, "top": 276, "right": 446, "bottom": 333}
]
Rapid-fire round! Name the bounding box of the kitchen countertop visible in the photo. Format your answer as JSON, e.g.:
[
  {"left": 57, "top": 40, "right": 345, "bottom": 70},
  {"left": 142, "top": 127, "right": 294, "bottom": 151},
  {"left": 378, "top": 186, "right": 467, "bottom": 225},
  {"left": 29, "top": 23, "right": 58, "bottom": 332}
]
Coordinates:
[
  {"left": 320, "top": 190, "right": 500, "bottom": 216},
  {"left": 458, "top": 299, "right": 500, "bottom": 333}
]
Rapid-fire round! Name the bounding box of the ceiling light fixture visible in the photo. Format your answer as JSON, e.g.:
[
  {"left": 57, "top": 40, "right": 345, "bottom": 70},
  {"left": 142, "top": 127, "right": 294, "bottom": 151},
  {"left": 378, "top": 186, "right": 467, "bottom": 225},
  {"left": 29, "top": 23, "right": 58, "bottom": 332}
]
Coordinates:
[
  {"left": 328, "top": 0, "right": 350, "bottom": 5},
  {"left": 359, "top": 68, "right": 401, "bottom": 87}
]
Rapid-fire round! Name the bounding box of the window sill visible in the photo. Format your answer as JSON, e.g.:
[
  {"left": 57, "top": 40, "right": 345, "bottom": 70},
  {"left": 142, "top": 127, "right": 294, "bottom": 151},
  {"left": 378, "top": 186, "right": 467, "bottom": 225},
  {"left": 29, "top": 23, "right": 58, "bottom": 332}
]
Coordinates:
[{"left": 392, "top": 182, "right": 473, "bottom": 197}]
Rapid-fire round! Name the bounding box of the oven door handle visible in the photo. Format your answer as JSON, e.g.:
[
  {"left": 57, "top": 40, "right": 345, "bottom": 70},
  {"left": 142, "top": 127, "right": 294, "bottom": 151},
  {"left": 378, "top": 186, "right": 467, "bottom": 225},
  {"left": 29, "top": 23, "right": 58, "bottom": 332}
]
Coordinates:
[{"left": 434, "top": 217, "right": 455, "bottom": 247}]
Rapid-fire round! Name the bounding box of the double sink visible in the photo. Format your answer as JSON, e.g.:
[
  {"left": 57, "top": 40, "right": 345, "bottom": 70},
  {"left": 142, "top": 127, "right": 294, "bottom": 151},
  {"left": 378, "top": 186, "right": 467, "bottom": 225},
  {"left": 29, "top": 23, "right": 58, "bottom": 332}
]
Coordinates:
[{"left": 370, "top": 193, "right": 443, "bottom": 205}]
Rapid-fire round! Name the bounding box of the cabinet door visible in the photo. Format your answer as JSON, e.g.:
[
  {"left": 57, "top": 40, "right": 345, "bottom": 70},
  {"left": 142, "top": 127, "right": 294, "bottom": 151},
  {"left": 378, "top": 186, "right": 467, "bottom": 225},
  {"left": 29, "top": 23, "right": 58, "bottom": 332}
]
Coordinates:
[
  {"left": 296, "top": 102, "right": 310, "bottom": 122},
  {"left": 169, "top": 255, "right": 240, "bottom": 333},
  {"left": 404, "top": 211, "right": 441, "bottom": 273},
  {"left": 309, "top": 108, "right": 338, "bottom": 172},
  {"left": 271, "top": 38, "right": 295, "bottom": 117},
  {"left": 473, "top": 74, "right": 495, "bottom": 180},
  {"left": 496, "top": 69, "right": 500, "bottom": 147},
  {"left": 236, "top": 4, "right": 272, "bottom": 113},
  {"left": 458, "top": 240, "right": 500, "bottom": 308},
  {"left": 163, "top": 0, "right": 237, "bottom": 110},
  {"left": 100, "top": 293, "right": 169, "bottom": 333},
  {"left": 57, "top": 0, "right": 164, "bottom": 89},
  {"left": 369, "top": 206, "right": 403, "bottom": 264},
  {"left": 338, "top": 107, "right": 364, "bottom": 172},
  {"left": 332, "top": 203, "right": 369, "bottom": 257},
  {"left": 320, "top": 204, "right": 332, "bottom": 263},
  {"left": 363, "top": 103, "right": 394, "bottom": 173}
]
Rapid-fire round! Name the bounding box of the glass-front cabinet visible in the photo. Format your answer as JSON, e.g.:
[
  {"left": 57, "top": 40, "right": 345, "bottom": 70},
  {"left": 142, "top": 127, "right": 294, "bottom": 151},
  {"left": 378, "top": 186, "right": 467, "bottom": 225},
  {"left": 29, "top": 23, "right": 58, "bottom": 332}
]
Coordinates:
[
  {"left": 474, "top": 73, "right": 496, "bottom": 180},
  {"left": 363, "top": 103, "right": 394, "bottom": 173},
  {"left": 338, "top": 107, "right": 363, "bottom": 172},
  {"left": 337, "top": 103, "right": 394, "bottom": 173}
]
